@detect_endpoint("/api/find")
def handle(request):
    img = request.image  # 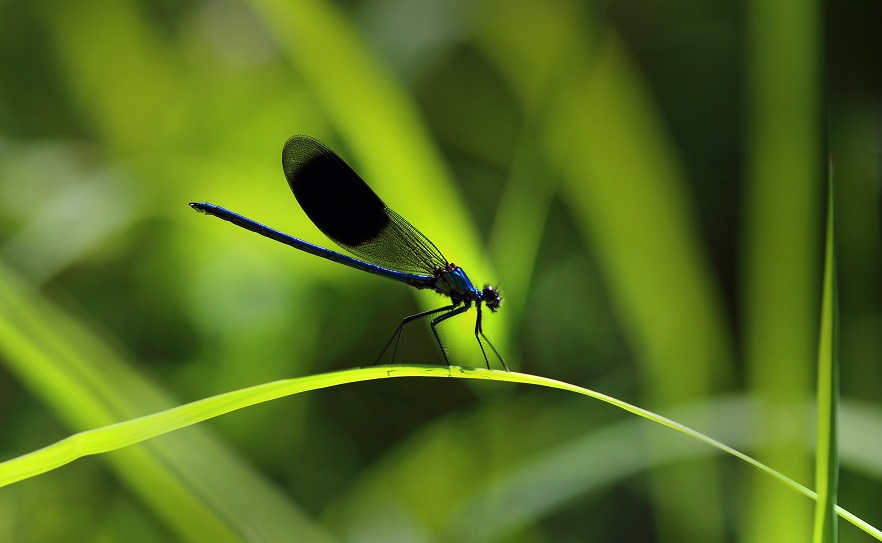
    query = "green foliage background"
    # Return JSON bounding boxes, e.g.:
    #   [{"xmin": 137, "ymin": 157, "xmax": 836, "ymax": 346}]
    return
[{"xmin": 0, "ymin": 0, "xmax": 879, "ymax": 541}]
